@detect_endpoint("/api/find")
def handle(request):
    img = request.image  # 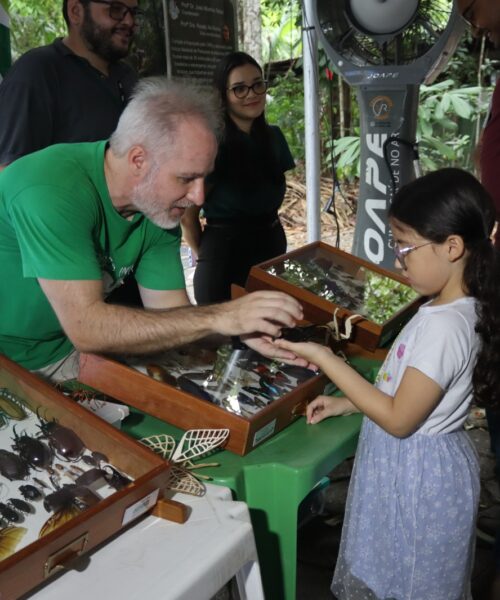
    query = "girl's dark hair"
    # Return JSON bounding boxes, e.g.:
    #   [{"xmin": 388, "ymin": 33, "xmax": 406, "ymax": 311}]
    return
[
  {"xmin": 212, "ymin": 51, "xmax": 282, "ymax": 183},
  {"xmin": 389, "ymin": 168, "xmax": 500, "ymax": 410}
]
